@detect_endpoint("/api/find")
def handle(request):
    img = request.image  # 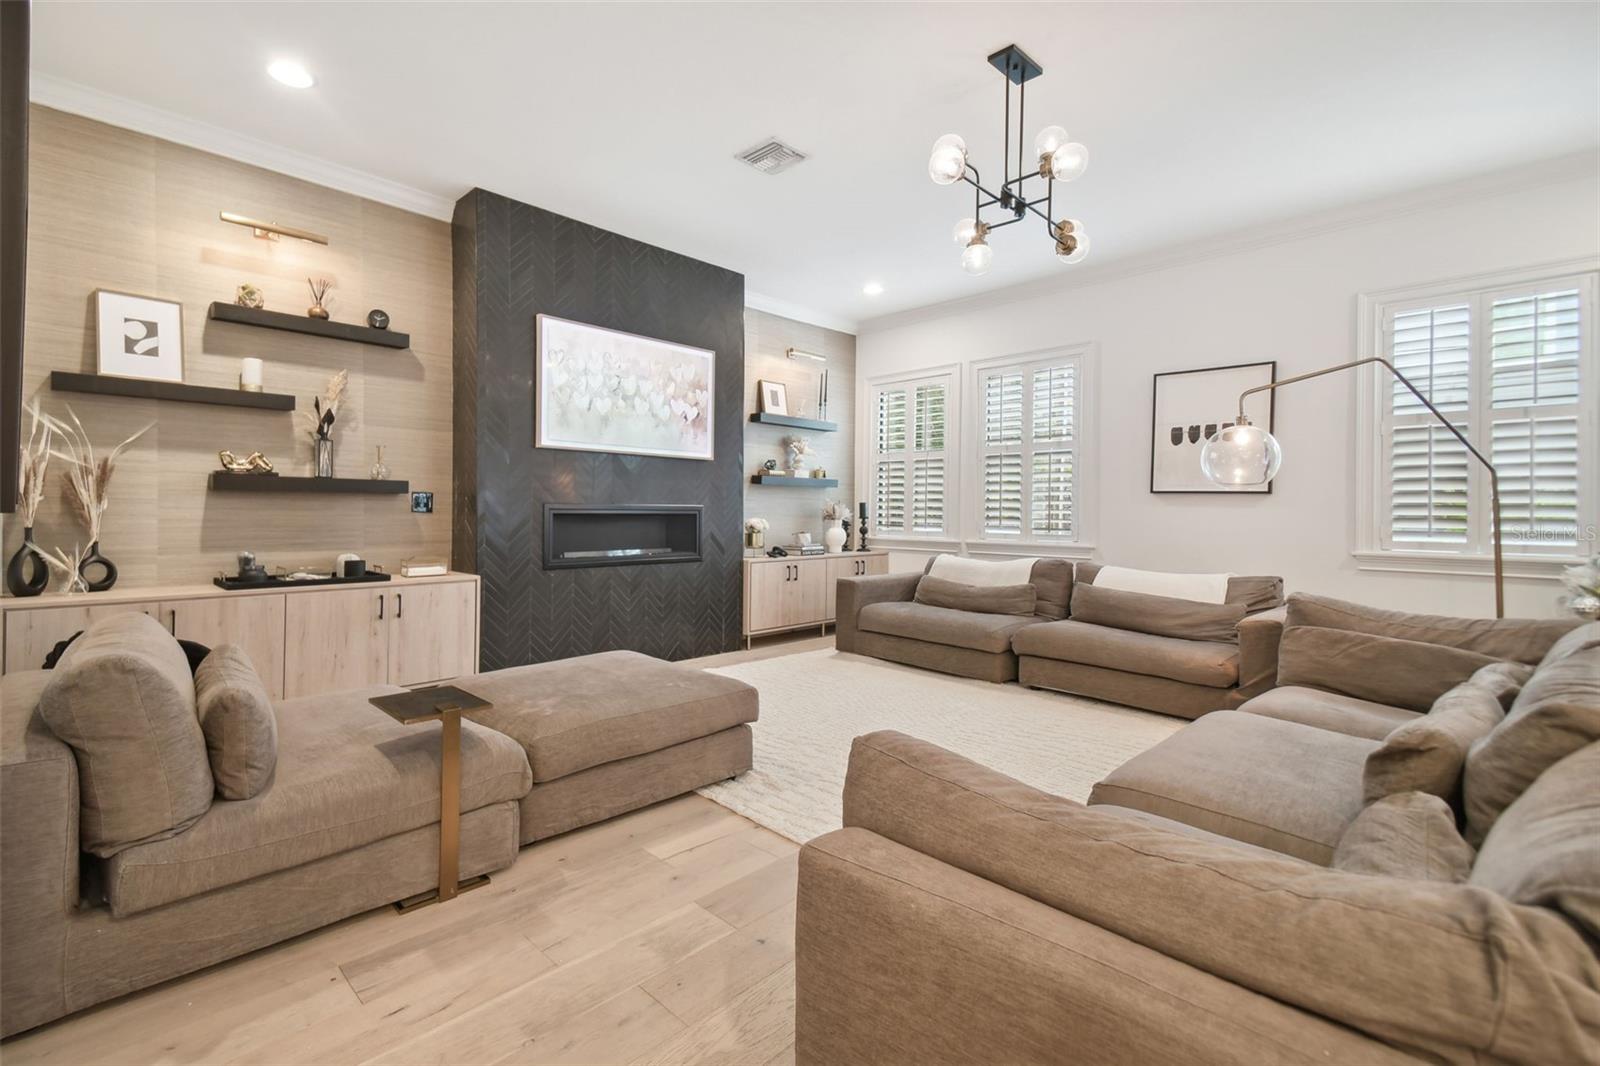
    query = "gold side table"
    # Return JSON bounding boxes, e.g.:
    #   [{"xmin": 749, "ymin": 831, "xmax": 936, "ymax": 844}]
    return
[{"xmin": 369, "ymin": 685, "xmax": 493, "ymax": 912}]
